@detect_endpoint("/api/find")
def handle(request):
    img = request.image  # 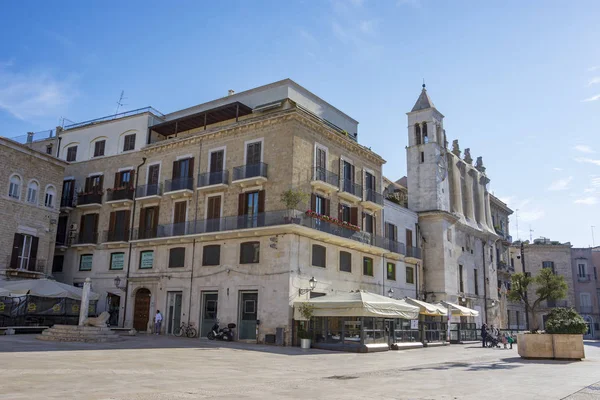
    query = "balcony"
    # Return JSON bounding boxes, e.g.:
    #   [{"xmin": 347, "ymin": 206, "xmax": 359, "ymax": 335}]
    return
[
  {"xmin": 102, "ymin": 229, "xmax": 130, "ymax": 245},
  {"xmin": 577, "ymin": 274, "xmax": 591, "ymax": 282},
  {"xmin": 546, "ymin": 299, "xmax": 568, "ymax": 308},
  {"xmin": 197, "ymin": 170, "xmax": 229, "ymax": 191},
  {"xmin": 361, "ymin": 189, "xmax": 384, "ymax": 211},
  {"xmin": 76, "ymin": 191, "xmax": 103, "ymax": 209},
  {"xmin": 130, "ymin": 209, "xmax": 406, "ymax": 257},
  {"xmin": 310, "ymin": 167, "xmax": 339, "ymax": 194},
  {"xmin": 164, "ymin": 177, "xmax": 194, "ymax": 199},
  {"xmin": 405, "ymin": 246, "xmax": 422, "ymax": 260},
  {"xmin": 339, "ymin": 179, "xmax": 362, "ymax": 203},
  {"xmin": 55, "ymin": 231, "xmax": 69, "ymax": 249},
  {"xmin": 135, "ymin": 183, "xmax": 163, "ymax": 201},
  {"xmin": 579, "ymin": 305, "xmax": 593, "ymax": 314},
  {"xmin": 60, "ymin": 195, "xmax": 75, "ymax": 210},
  {"xmin": 106, "ymin": 187, "xmax": 134, "ymax": 207},
  {"xmin": 497, "ymin": 260, "xmax": 515, "ymax": 273},
  {"xmin": 4, "ymin": 256, "xmax": 46, "ymax": 278},
  {"xmin": 71, "ymin": 231, "xmax": 98, "ymax": 248},
  {"xmin": 232, "ymin": 163, "xmax": 268, "ymax": 186}
]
